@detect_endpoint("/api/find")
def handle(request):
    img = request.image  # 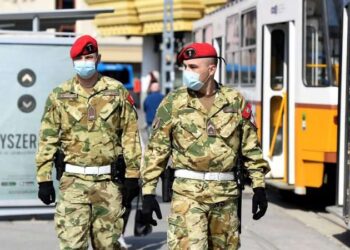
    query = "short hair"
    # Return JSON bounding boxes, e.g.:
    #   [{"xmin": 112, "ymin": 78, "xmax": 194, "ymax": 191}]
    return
[{"xmin": 207, "ymin": 57, "xmax": 218, "ymax": 66}]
